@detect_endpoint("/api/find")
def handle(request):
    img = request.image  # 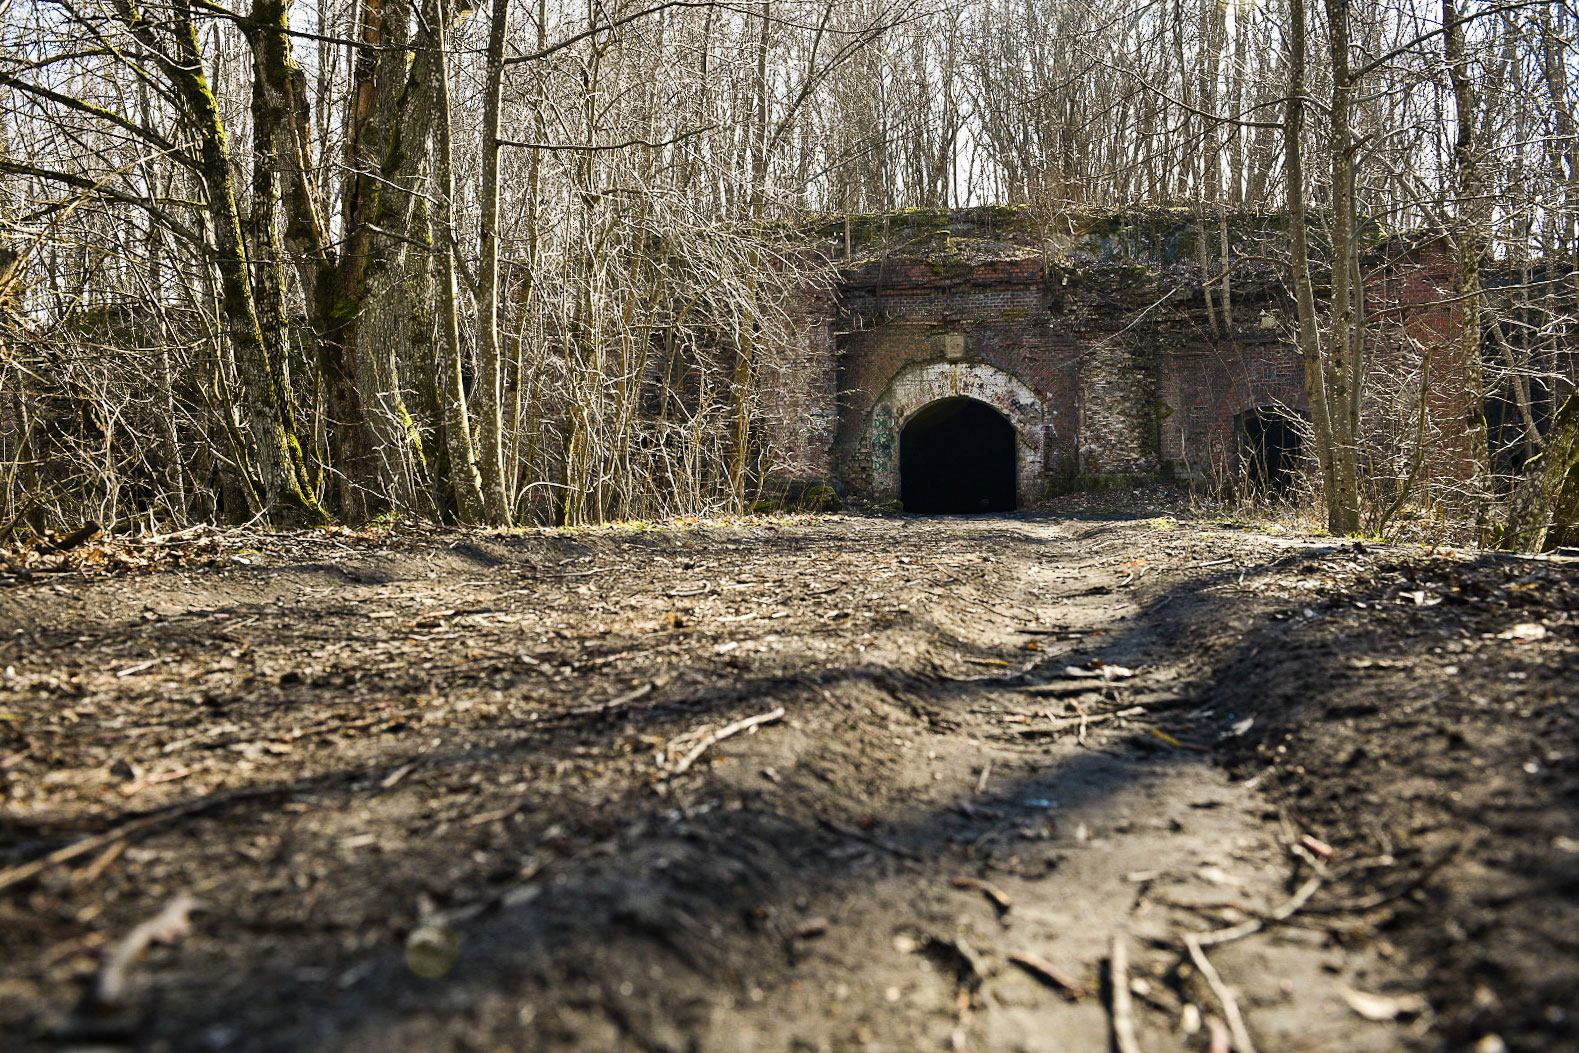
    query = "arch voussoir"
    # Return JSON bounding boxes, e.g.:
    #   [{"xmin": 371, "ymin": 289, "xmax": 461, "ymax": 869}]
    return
[{"xmin": 870, "ymin": 362, "xmax": 1046, "ymax": 506}]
